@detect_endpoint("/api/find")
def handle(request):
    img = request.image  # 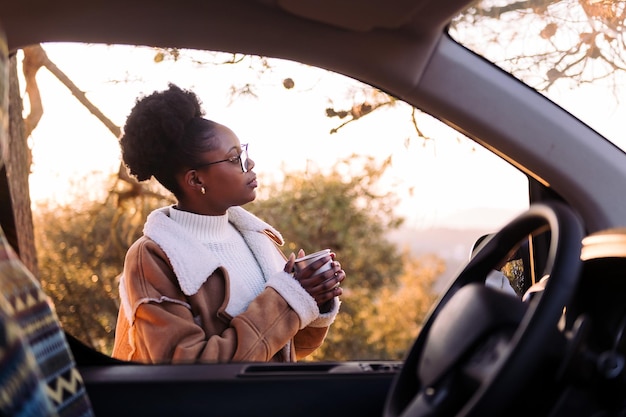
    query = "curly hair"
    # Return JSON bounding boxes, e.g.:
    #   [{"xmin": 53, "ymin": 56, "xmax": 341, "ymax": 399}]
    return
[{"xmin": 120, "ymin": 83, "xmax": 219, "ymax": 195}]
